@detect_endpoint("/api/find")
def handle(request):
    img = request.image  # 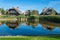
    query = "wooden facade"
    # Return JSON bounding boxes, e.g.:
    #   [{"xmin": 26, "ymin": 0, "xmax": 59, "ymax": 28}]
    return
[{"xmin": 6, "ymin": 8, "xmax": 21, "ymax": 16}]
